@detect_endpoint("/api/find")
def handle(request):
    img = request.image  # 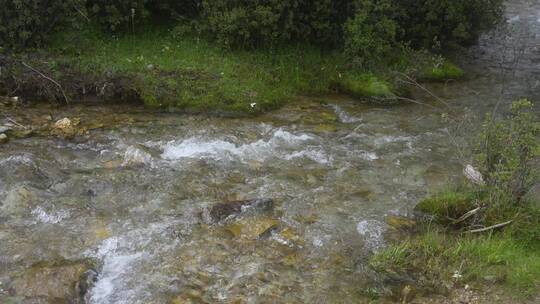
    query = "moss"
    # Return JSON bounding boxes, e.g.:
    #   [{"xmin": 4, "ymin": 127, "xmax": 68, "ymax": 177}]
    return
[
  {"xmin": 415, "ymin": 190, "xmax": 477, "ymax": 223},
  {"xmin": 337, "ymin": 74, "xmax": 395, "ymax": 99},
  {"xmin": 421, "ymin": 61, "xmax": 464, "ymax": 81}
]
